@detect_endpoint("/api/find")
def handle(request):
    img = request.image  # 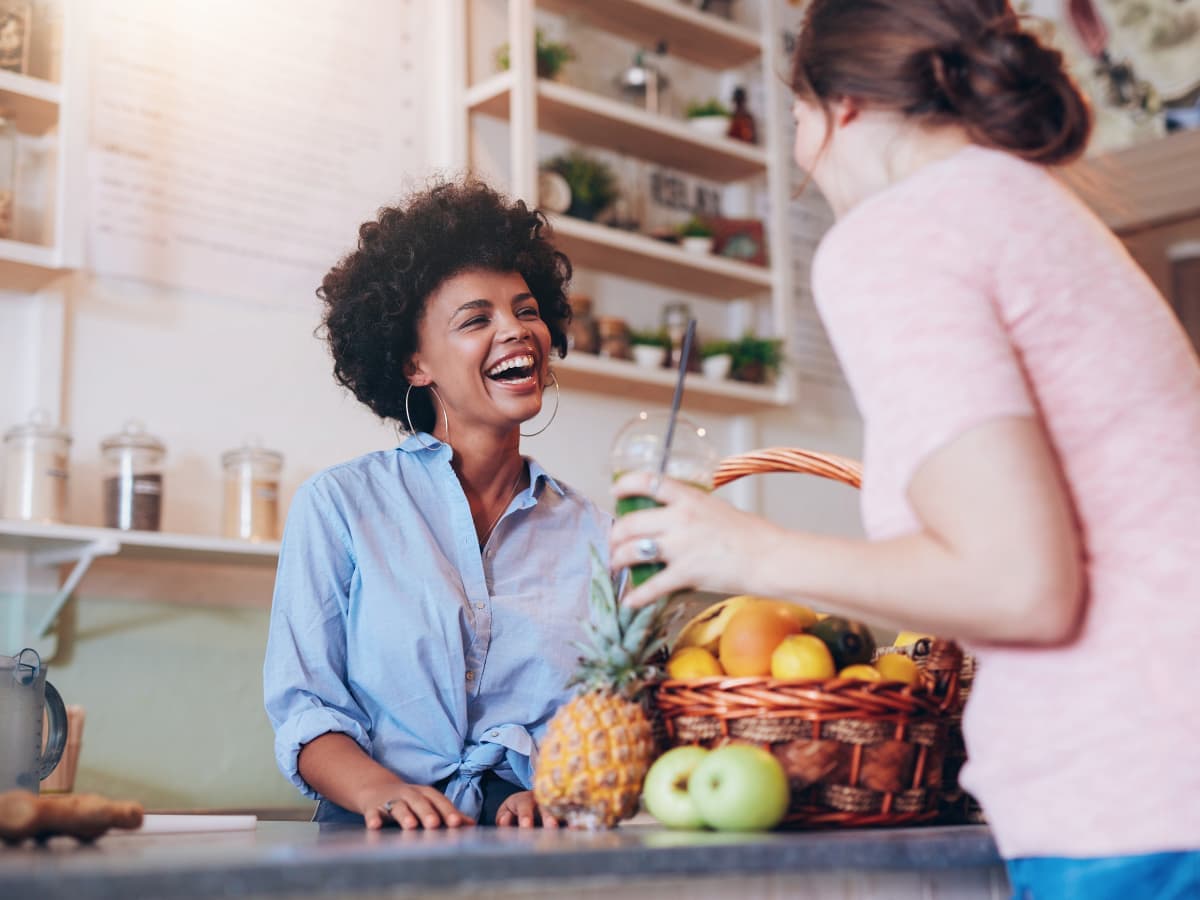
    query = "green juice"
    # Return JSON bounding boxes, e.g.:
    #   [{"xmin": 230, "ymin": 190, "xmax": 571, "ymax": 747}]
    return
[{"xmin": 615, "ymin": 494, "xmax": 663, "ymax": 586}]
